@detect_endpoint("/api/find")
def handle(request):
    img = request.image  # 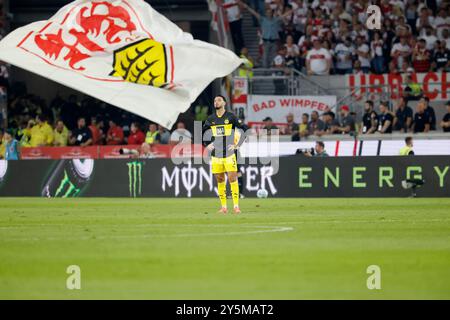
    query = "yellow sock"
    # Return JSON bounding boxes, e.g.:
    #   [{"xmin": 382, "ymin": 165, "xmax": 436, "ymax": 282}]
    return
[
  {"xmin": 217, "ymin": 182, "xmax": 227, "ymax": 208},
  {"xmin": 230, "ymin": 180, "xmax": 240, "ymax": 208}
]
